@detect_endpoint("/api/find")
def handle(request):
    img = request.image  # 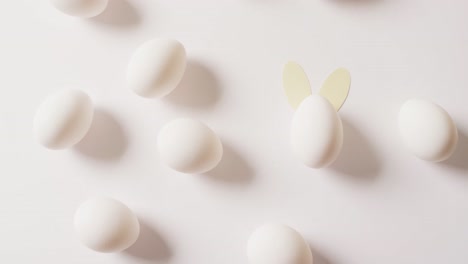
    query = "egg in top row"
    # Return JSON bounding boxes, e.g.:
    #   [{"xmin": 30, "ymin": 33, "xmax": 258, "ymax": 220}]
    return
[{"xmin": 50, "ymin": 0, "xmax": 109, "ymax": 18}]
